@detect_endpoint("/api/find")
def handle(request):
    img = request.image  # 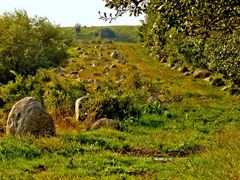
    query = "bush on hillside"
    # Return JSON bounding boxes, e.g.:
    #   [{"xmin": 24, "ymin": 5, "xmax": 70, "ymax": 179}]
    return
[
  {"xmin": 0, "ymin": 10, "xmax": 68, "ymax": 83},
  {"xmin": 95, "ymin": 28, "xmax": 116, "ymax": 39}
]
